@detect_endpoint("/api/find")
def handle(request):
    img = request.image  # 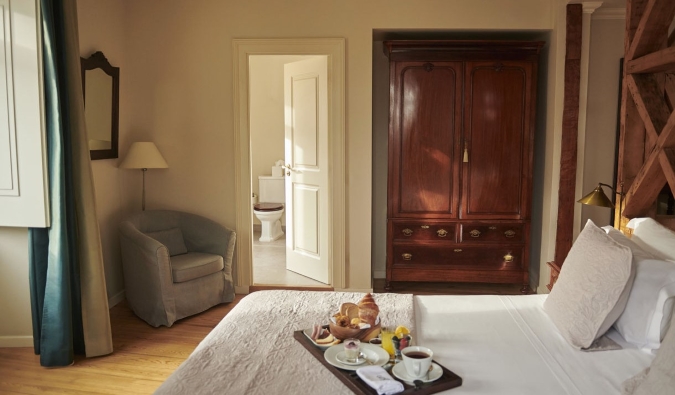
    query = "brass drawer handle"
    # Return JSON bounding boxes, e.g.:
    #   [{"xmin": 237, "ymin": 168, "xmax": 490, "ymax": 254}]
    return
[
  {"xmin": 437, "ymin": 229, "xmax": 448, "ymax": 237},
  {"xmin": 504, "ymin": 230, "xmax": 516, "ymax": 238},
  {"xmin": 489, "ymin": 226, "xmax": 497, "ymax": 230},
  {"xmin": 504, "ymin": 253, "xmax": 514, "ymax": 262},
  {"xmin": 402, "ymin": 228, "xmax": 413, "ymax": 236},
  {"xmin": 454, "ymin": 249, "xmax": 462, "ymax": 252},
  {"xmin": 420, "ymin": 225, "xmax": 430, "ymax": 229},
  {"xmin": 402, "ymin": 253, "xmax": 412, "ymax": 260},
  {"xmin": 469, "ymin": 229, "xmax": 481, "ymax": 238}
]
